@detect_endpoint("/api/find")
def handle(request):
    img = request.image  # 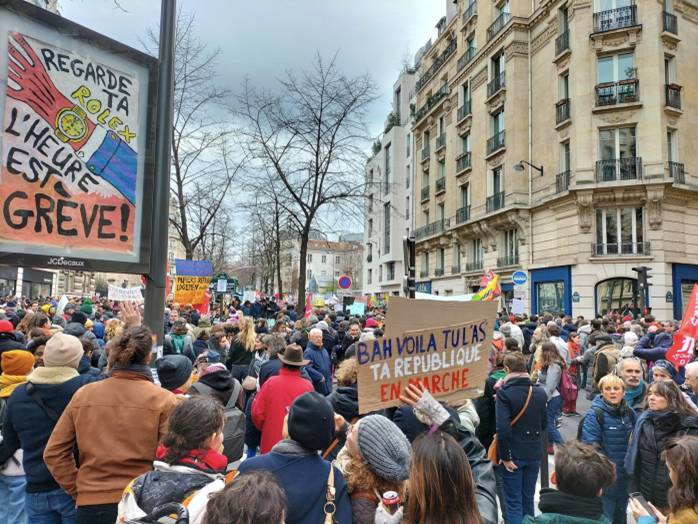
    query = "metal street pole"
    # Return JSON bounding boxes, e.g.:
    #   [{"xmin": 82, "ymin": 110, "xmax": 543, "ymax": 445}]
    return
[{"xmin": 143, "ymin": 0, "xmax": 176, "ymax": 345}]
